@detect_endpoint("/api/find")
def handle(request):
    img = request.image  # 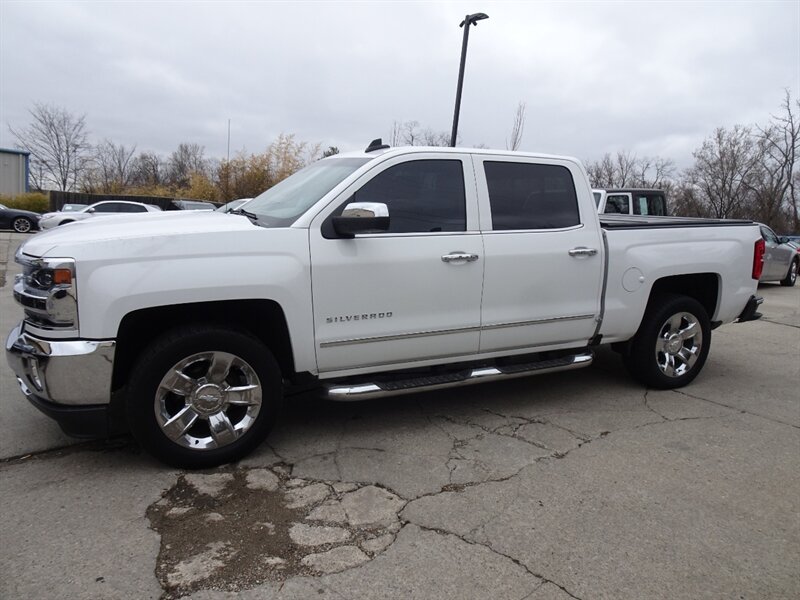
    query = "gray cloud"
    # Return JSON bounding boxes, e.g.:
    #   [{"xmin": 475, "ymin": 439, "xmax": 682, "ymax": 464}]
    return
[{"xmin": 1, "ymin": 1, "xmax": 797, "ymax": 169}]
